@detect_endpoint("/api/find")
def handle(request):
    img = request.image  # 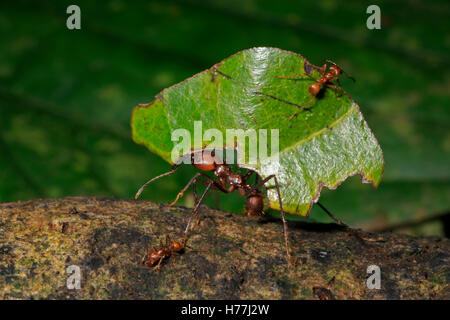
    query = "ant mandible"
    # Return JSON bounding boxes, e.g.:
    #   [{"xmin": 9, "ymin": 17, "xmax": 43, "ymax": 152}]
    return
[
  {"xmin": 135, "ymin": 149, "xmax": 295, "ymax": 265},
  {"xmin": 142, "ymin": 235, "xmax": 187, "ymax": 271},
  {"xmin": 277, "ymin": 60, "xmax": 355, "ymax": 120}
]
